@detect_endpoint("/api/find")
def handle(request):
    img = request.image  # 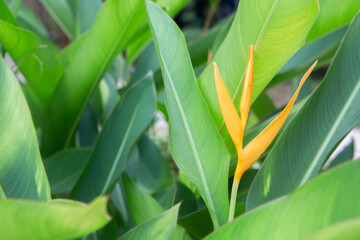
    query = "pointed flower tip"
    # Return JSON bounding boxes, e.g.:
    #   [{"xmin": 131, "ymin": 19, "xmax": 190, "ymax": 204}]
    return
[{"xmin": 299, "ymin": 60, "xmax": 318, "ymax": 86}]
